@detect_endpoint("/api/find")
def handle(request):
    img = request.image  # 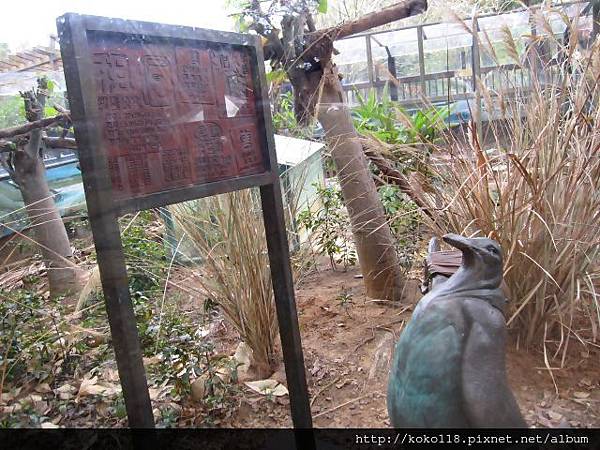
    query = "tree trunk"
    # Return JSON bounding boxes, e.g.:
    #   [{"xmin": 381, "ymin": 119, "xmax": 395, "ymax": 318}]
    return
[
  {"xmin": 248, "ymin": 1, "xmax": 430, "ymax": 301},
  {"xmin": 4, "ymin": 80, "xmax": 82, "ymax": 297},
  {"xmin": 315, "ymin": 68, "xmax": 404, "ymax": 301},
  {"xmin": 10, "ymin": 135, "xmax": 81, "ymax": 297}
]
